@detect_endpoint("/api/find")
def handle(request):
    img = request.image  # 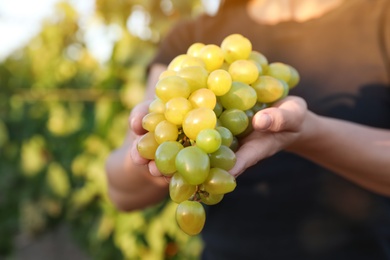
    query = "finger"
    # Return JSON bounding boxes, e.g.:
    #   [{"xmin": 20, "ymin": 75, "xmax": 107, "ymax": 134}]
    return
[
  {"xmin": 129, "ymin": 100, "xmax": 152, "ymax": 135},
  {"xmin": 148, "ymin": 160, "xmax": 164, "ymax": 177},
  {"xmin": 252, "ymin": 96, "xmax": 306, "ymax": 133},
  {"xmin": 229, "ymin": 133, "xmax": 271, "ymax": 178},
  {"xmin": 130, "ymin": 138, "xmax": 150, "ymax": 165}
]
